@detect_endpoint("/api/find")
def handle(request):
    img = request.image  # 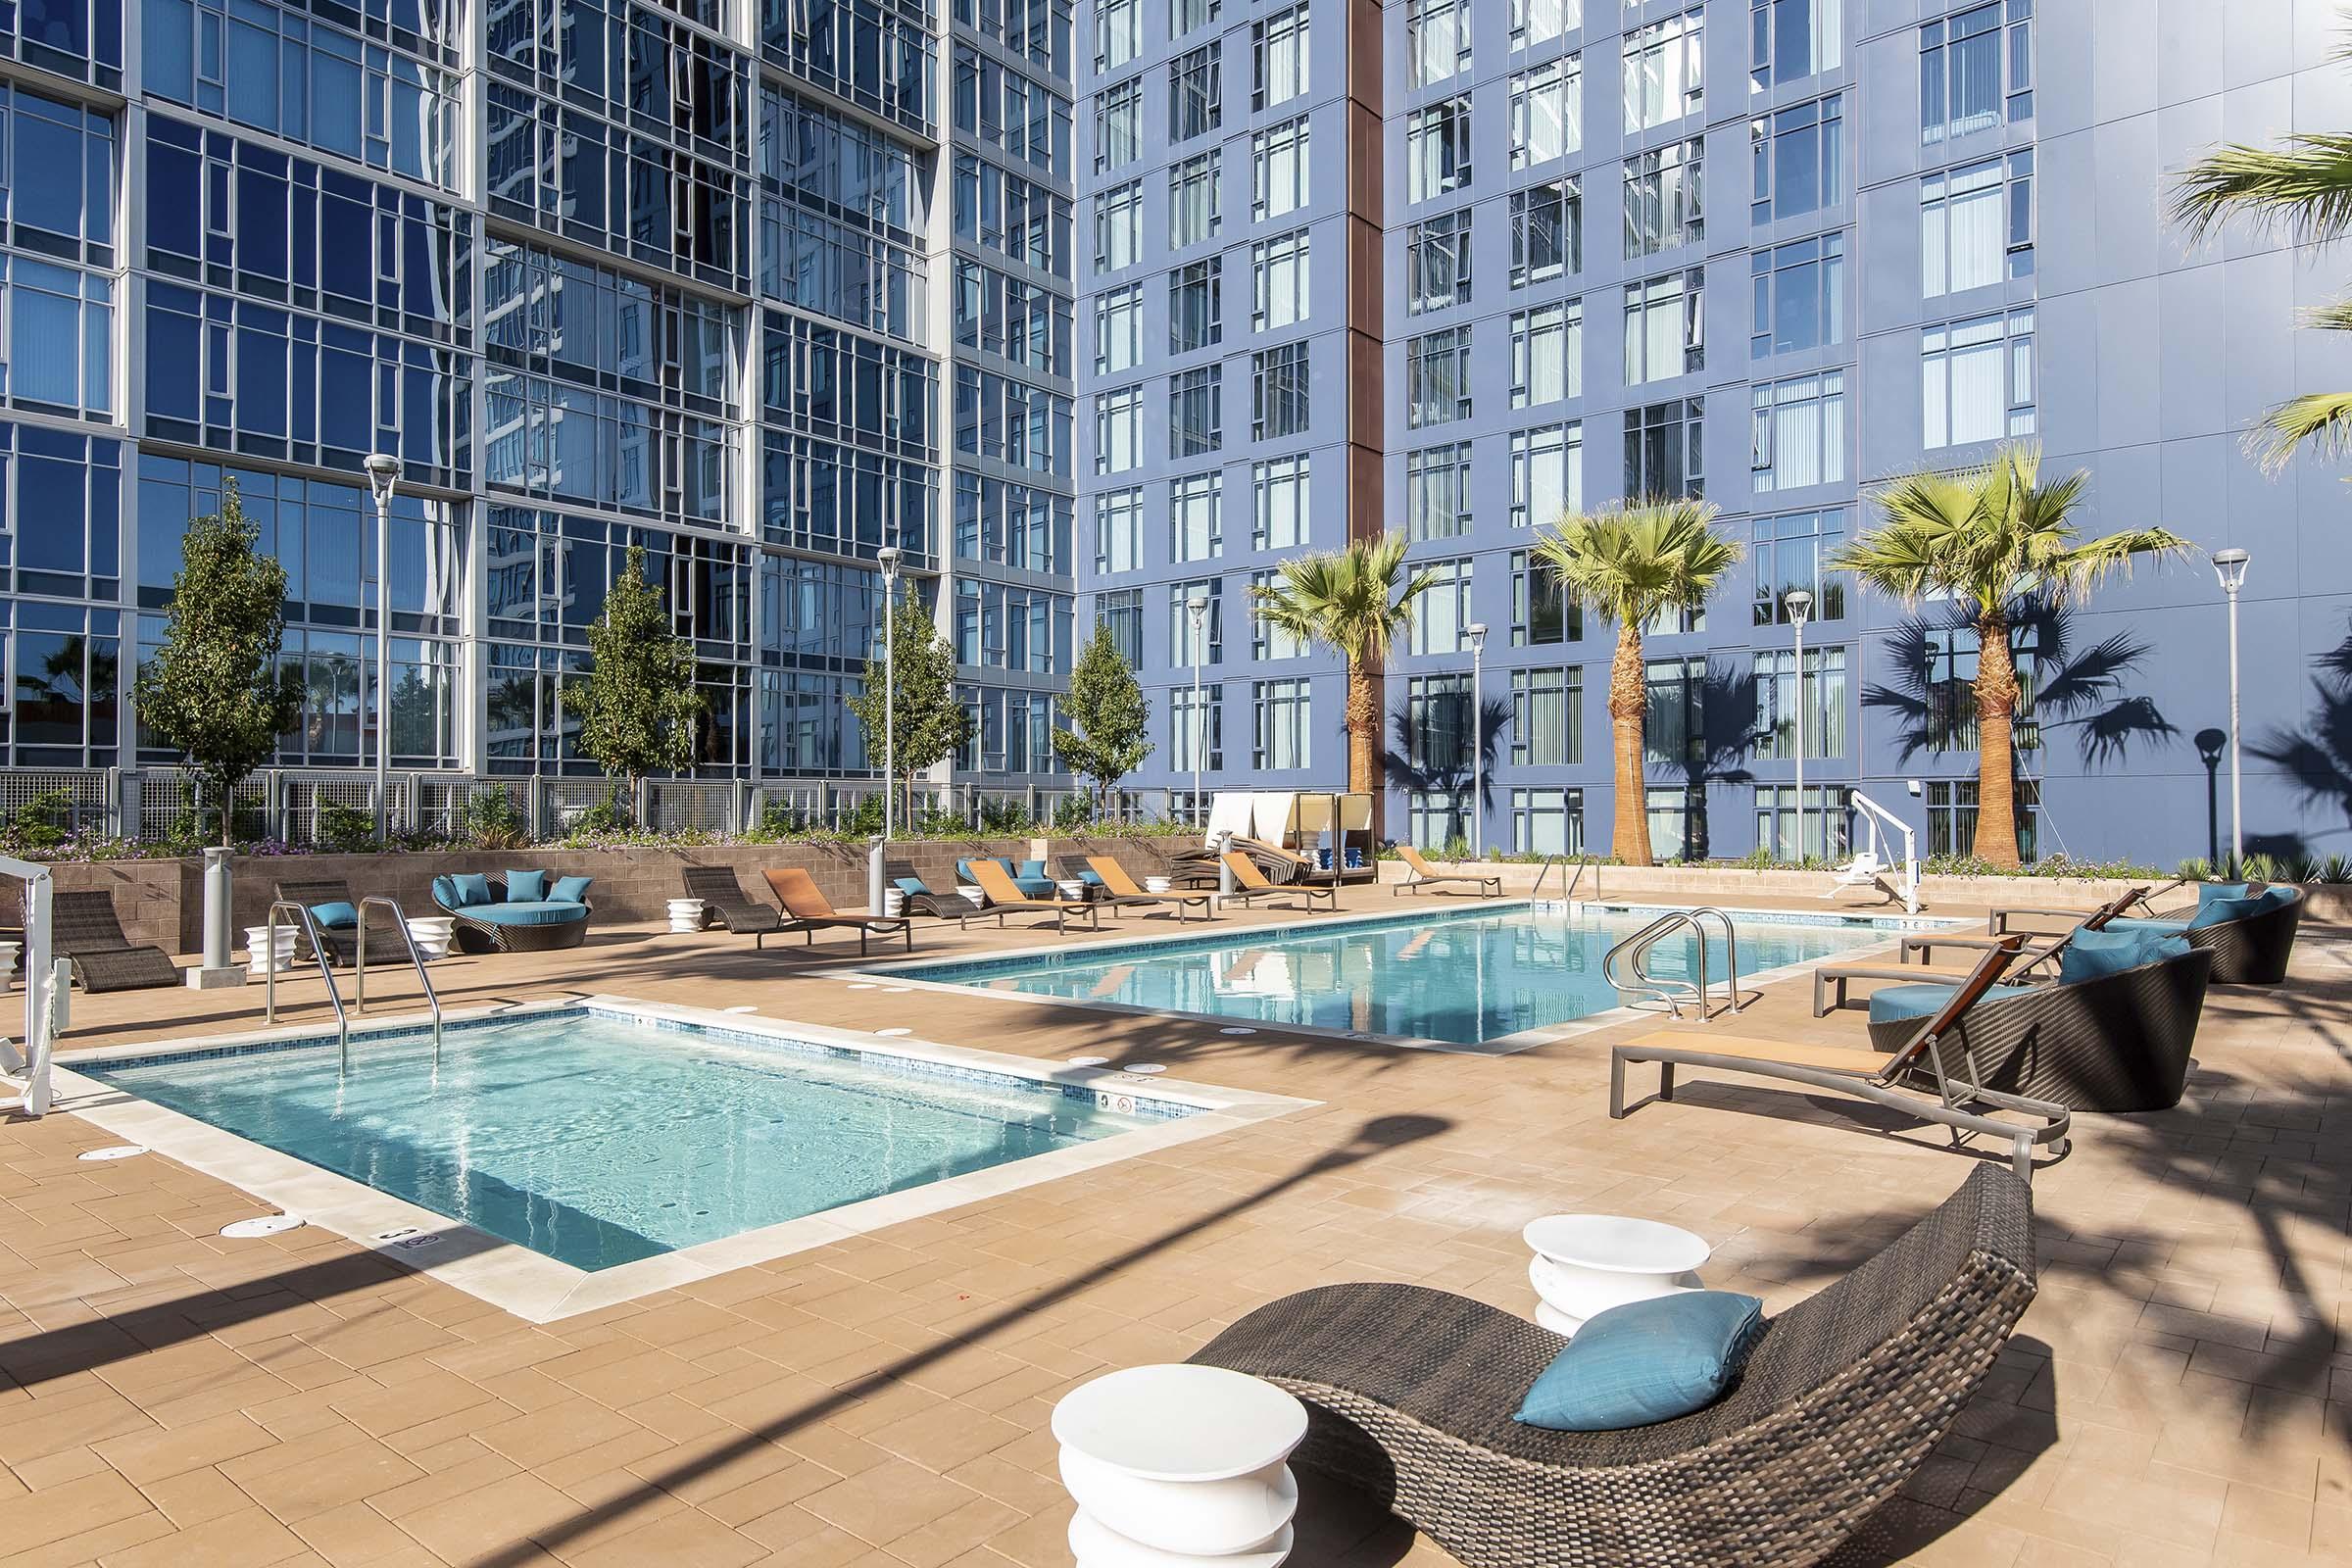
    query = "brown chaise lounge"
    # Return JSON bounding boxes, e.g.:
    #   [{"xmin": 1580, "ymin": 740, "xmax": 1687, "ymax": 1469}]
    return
[
  {"xmin": 761, "ymin": 867, "xmax": 915, "ymax": 954},
  {"xmin": 50, "ymin": 892, "xmax": 180, "ymax": 992},
  {"xmin": 960, "ymin": 860, "xmax": 1102, "ymax": 933},
  {"xmin": 681, "ymin": 865, "xmax": 787, "ymax": 948},
  {"xmin": 1221, "ymin": 851, "xmax": 1337, "ymax": 911},
  {"xmin": 1392, "ymin": 844, "xmax": 1503, "ymax": 898},
  {"xmin": 1085, "ymin": 857, "xmax": 1214, "ymax": 921},
  {"xmin": 1191, "ymin": 1163, "xmax": 2036, "ymax": 1568}
]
